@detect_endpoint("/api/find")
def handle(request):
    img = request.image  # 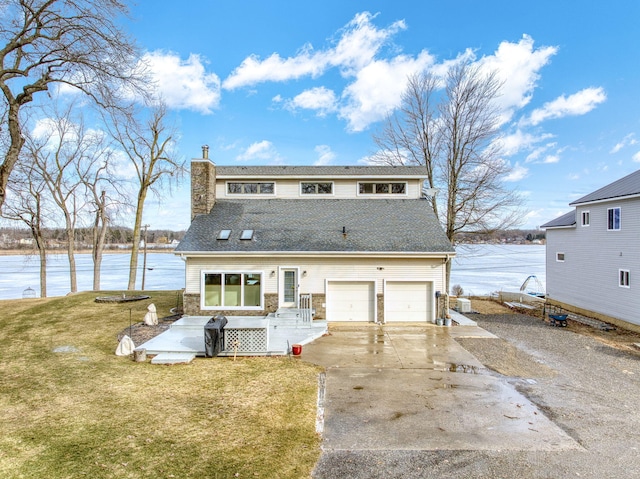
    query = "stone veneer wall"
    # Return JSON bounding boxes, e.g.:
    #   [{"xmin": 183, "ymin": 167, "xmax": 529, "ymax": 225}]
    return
[
  {"xmin": 312, "ymin": 294, "xmax": 326, "ymax": 320},
  {"xmin": 377, "ymin": 294, "xmax": 384, "ymax": 323},
  {"xmin": 183, "ymin": 293, "xmax": 280, "ymax": 317},
  {"xmin": 190, "ymin": 159, "xmax": 216, "ymax": 220}
]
